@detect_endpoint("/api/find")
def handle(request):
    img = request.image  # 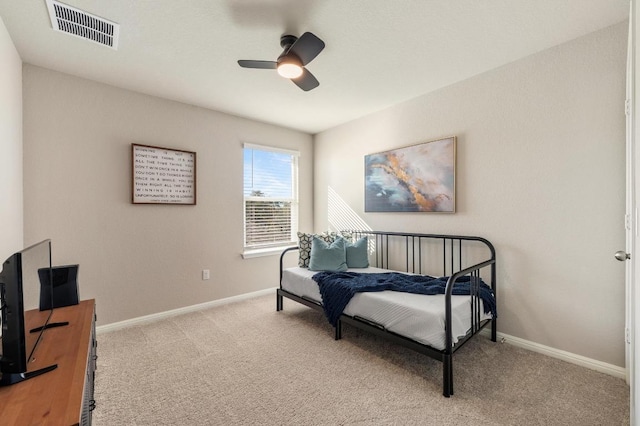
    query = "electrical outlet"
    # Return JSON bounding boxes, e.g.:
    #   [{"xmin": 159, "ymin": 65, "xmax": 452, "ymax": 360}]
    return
[{"xmin": 202, "ymin": 269, "xmax": 210, "ymax": 280}]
